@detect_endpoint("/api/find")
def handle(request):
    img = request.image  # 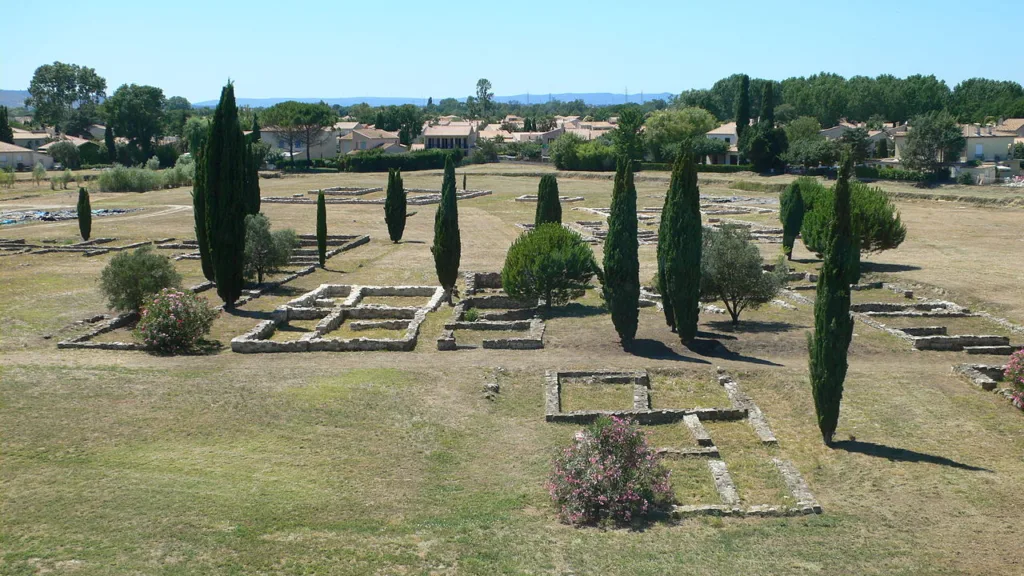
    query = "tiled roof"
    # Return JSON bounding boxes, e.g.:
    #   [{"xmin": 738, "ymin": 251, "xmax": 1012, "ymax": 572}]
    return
[
  {"xmin": 423, "ymin": 125, "xmax": 474, "ymax": 137},
  {"xmin": 0, "ymin": 141, "xmax": 33, "ymax": 153}
]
